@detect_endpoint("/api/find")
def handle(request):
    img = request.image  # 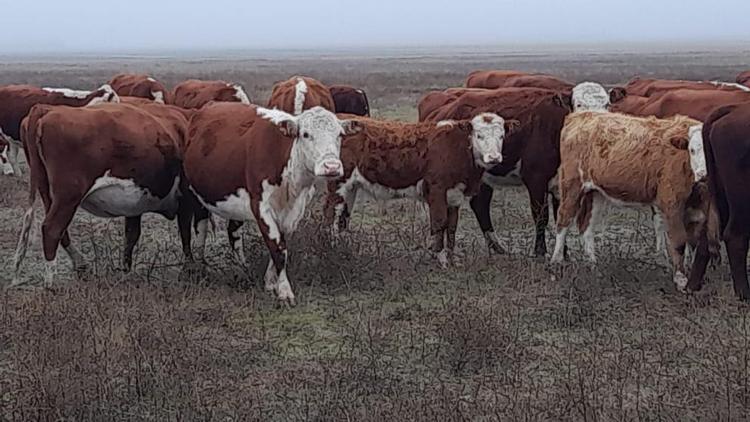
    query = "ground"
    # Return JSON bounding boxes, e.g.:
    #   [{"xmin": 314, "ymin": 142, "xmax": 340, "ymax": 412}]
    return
[{"xmin": 1, "ymin": 46, "xmax": 750, "ymax": 421}]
